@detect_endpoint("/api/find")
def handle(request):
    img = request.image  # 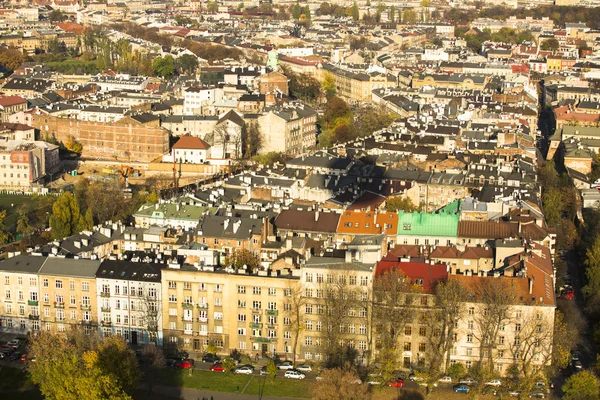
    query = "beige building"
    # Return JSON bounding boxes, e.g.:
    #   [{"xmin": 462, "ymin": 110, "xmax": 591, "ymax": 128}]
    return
[
  {"xmin": 161, "ymin": 265, "xmax": 300, "ymax": 356},
  {"xmin": 38, "ymin": 258, "xmax": 100, "ymax": 335},
  {"xmin": 320, "ymin": 64, "xmax": 397, "ymax": 103},
  {"xmin": 257, "ymin": 103, "xmax": 317, "ymax": 156}
]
